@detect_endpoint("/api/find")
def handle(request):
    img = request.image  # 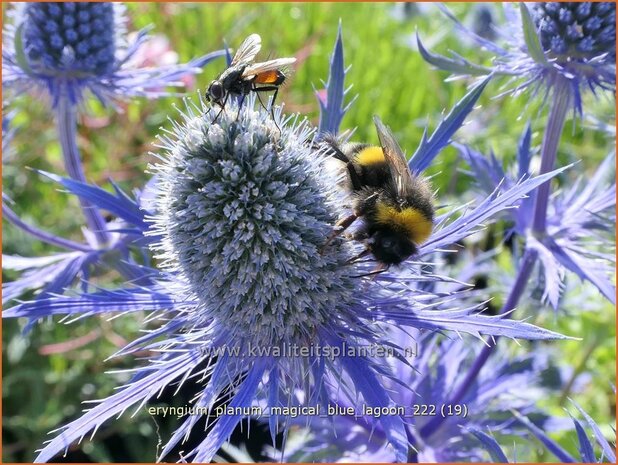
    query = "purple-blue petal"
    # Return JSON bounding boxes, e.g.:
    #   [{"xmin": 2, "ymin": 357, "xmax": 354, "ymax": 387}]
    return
[
  {"xmin": 39, "ymin": 171, "xmax": 148, "ymax": 229},
  {"xmin": 571, "ymin": 416, "xmax": 596, "ymax": 462},
  {"xmin": 409, "ymin": 75, "xmax": 491, "ymax": 174},
  {"xmin": 379, "ymin": 307, "xmax": 571, "ymax": 340},
  {"xmin": 3, "ymin": 287, "xmax": 183, "ymax": 319},
  {"xmin": 190, "ymin": 359, "xmax": 269, "ymax": 462},
  {"xmin": 421, "ymin": 164, "xmax": 572, "ymax": 254},
  {"xmin": 467, "ymin": 427, "xmax": 510, "ymax": 463},
  {"xmin": 514, "ymin": 411, "xmax": 576, "ymax": 463},
  {"xmin": 571, "ymin": 400, "xmax": 616, "ymax": 462},
  {"xmin": 317, "ymin": 23, "xmax": 351, "ymax": 136},
  {"xmin": 334, "ymin": 338, "xmax": 409, "ymax": 462},
  {"xmin": 546, "ymin": 238, "xmax": 616, "ymax": 304},
  {"xmin": 34, "ymin": 350, "xmax": 204, "ymax": 463}
]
